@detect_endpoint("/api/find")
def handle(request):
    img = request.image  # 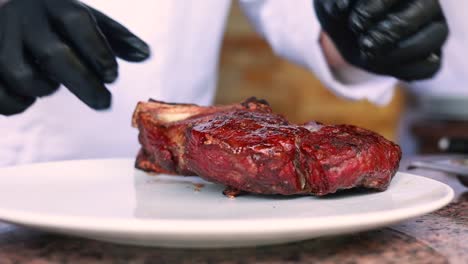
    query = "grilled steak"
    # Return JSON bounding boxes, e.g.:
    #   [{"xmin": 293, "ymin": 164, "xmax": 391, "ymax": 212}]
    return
[{"xmin": 132, "ymin": 98, "xmax": 401, "ymax": 196}]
